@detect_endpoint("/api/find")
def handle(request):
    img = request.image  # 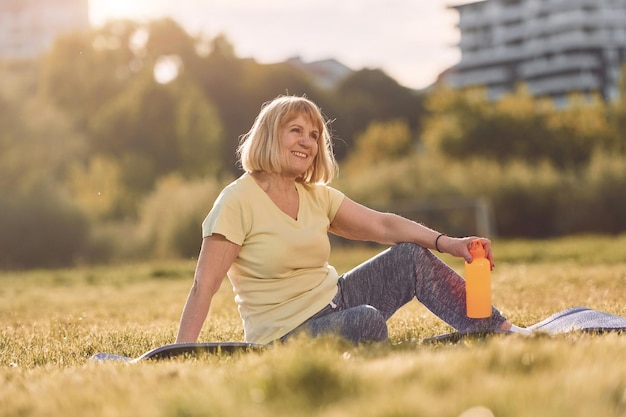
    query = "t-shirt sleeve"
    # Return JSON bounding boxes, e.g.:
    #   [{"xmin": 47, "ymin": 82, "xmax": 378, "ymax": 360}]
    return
[
  {"xmin": 201, "ymin": 187, "xmax": 248, "ymax": 245},
  {"xmin": 326, "ymin": 186, "xmax": 345, "ymax": 222}
]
